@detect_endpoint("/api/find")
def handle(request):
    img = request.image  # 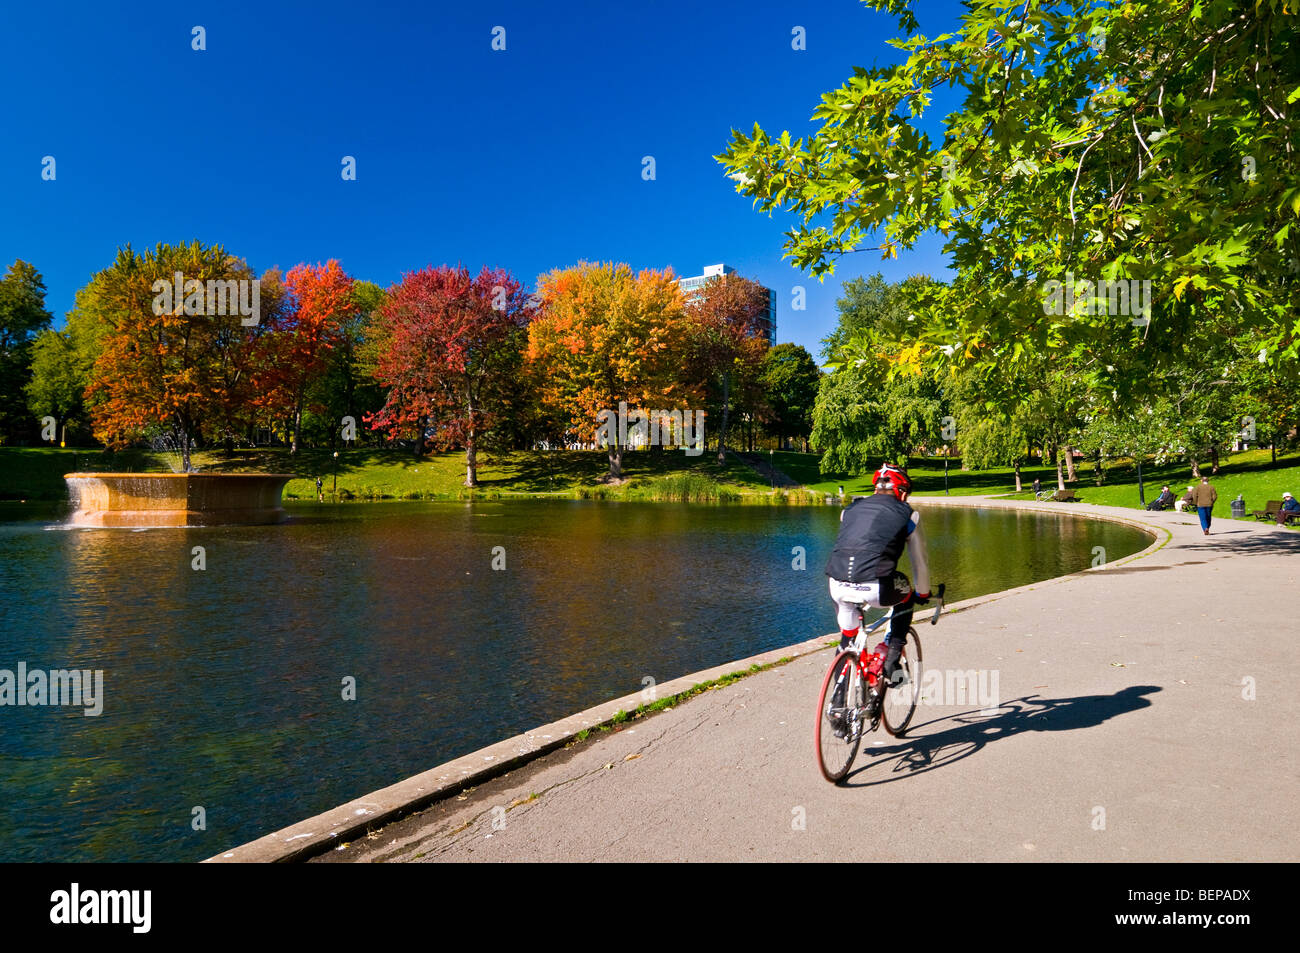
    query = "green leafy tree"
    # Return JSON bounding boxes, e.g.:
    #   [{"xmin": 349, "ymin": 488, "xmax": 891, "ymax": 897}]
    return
[
  {"xmin": 0, "ymin": 260, "xmax": 54, "ymax": 444},
  {"xmin": 1022, "ymin": 364, "xmax": 1089, "ymax": 490},
  {"xmin": 1233, "ymin": 337, "xmax": 1300, "ymax": 462},
  {"xmin": 1073, "ymin": 397, "xmax": 1171, "ymax": 497},
  {"xmin": 811, "ymin": 274, "xmax": 944, "ymax": 471},
  {"xmin": 303, "ymin": 279, "xmax": 388, "ymax": 449},
  {"xmin": 718, "ymin": 0, "xmax": 1300, "ymax": 394},
  {"xmin": 821, "ymin": 274, "xmax": 913, "ymax": 359},
  {"xmin": 760, "ymin": 343, "xmax": 821, "ymax": 450},
  {"xmin": 948, "ymin": 366, "xmax": 1033, "ymax": 490},
  {"xmin": 25, "ymin": 330, "xmax": 81, "ymax": 443}
]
